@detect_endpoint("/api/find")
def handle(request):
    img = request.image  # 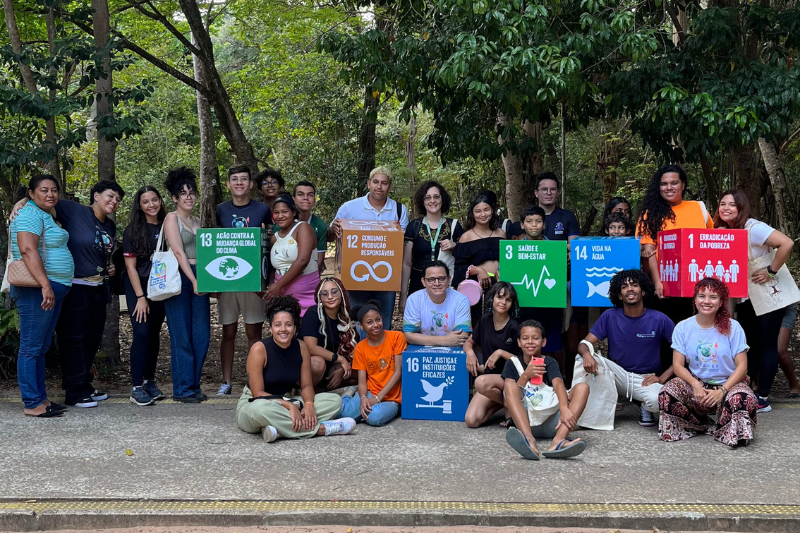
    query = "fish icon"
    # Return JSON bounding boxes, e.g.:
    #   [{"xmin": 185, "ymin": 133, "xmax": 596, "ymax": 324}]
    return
[{"xmin": 587, "ymin": 280, "xmax": 610, "ymax": 298}]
